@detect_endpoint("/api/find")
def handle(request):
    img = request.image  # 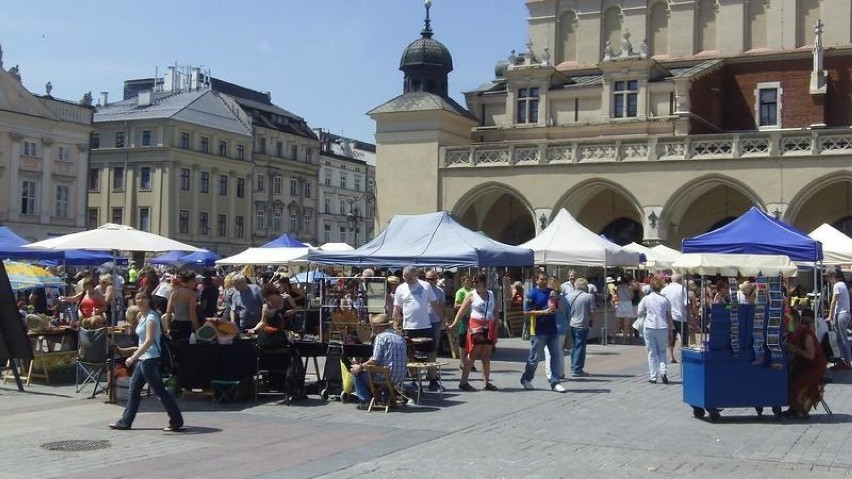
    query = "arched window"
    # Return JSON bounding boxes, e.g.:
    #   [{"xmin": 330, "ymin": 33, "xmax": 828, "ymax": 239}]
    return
[
  {"xmin": 600, "ymin": 217, "xmax": 643, "ymax": 246},
  {"xmin": 695, "ymin": 0, "xmax": 717, "ymax": 53},
  {"xmin": 796, "ymin": 0, "xmax": 822, "ymax": 47},
  {"xmin": 745, "ymin": 0, "xmax": 768, "ymax": 50},
  {"xmin": 833, "ymin": 216, "xmax": 852, "ymax": 238},
  {"xmin": 706, "ymin": 216, "xmax": 736, "ymax": 232},
  {"xmin": 602, "ymin": 7, "xmax": 622, "ymax": 56},
  {"xmin": 648, "ymin": 1, "xmax": 669, "ymax": 57},
  {"xmin": 557, "ymin": 11, "xmax": 578, "ymax": 63}
]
